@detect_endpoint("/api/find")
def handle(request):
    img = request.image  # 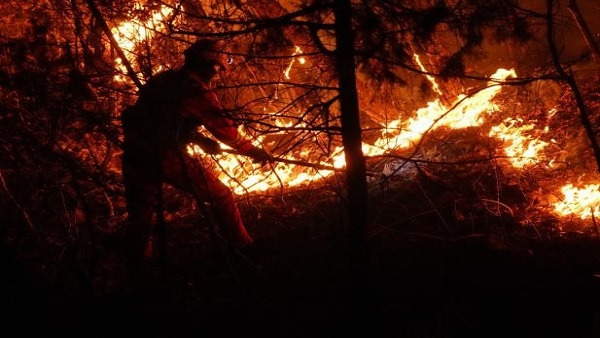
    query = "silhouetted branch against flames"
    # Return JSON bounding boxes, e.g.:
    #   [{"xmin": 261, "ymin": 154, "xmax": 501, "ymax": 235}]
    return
[
  {"xmin": 84, "ymin": 0, "xmax": 143, "ymax": 89},
  {"xmin": 546, "ymin": 0, "xmax": 600, "ymax": 173},
  {"xmin": 2, "ymin": 0, "xmax": 600, "ymax": 243}
]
